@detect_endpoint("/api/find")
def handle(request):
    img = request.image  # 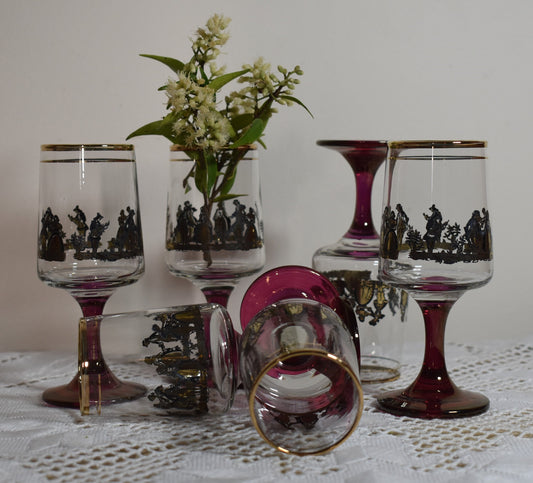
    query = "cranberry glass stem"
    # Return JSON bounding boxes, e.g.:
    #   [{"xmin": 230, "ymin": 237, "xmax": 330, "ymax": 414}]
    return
[
  {"xmin": 336, "ymin": 143, "xmax": 387, "ymax": 240},
  {"xmin": 316, "ymin": 141, "xmax": 388, "ymax": 240},
  {"xmin": 76, "ymin": 295, "xmax": 118, "ymax": 387},
  {"xmin": 411, "ymin": 299, "xmax": 457, "ymax": 395},
  {"xmin": 377, "ymin": 292, "xmax": 489, "ymax": 418},
  {"xmin": 78, "ymin": 294, "xmax": 146, "ymax": 411},
  {"xmin": 348, "ymin": 165, "xmax": 380, "ymax": 239},
  {"xmin": 42, "ymin": 295, "xmax": 111, "ymax": 407},
  {"xmin": 201, "ymin": 286, "xmax": 235, "ymax": 308}
]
